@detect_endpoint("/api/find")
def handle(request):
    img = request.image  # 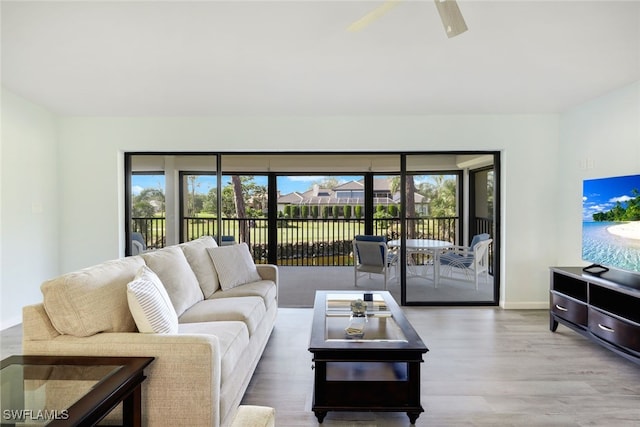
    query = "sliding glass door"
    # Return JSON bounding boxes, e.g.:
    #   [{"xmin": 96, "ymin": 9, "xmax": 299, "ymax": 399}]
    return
[{"xmin": 125, "ymin": 152, "xmax": 499, "ymax": 306}]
